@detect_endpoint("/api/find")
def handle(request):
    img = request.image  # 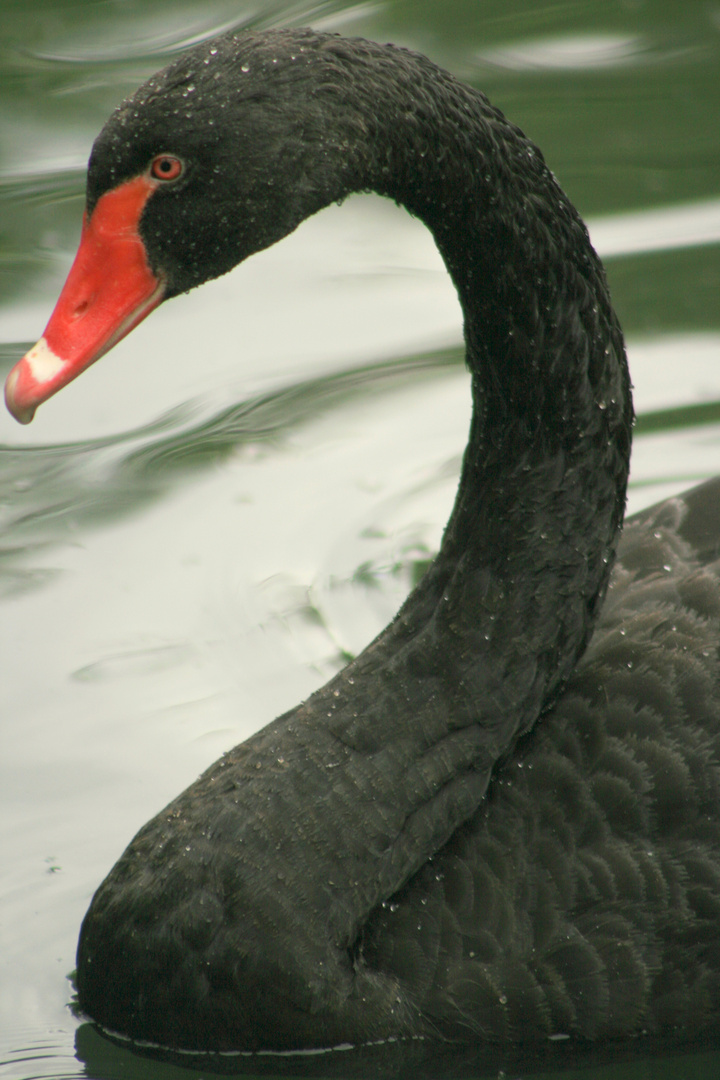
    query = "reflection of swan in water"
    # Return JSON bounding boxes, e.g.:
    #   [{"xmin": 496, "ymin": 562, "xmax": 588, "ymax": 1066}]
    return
[{"xmin": 6, "ymin": 27, "xmax": 720, "ymax": 1054}]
